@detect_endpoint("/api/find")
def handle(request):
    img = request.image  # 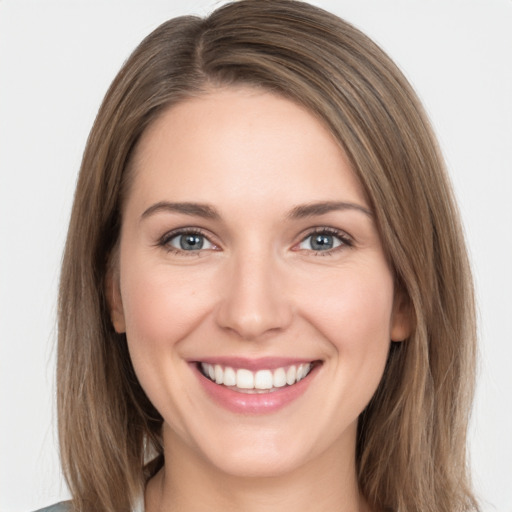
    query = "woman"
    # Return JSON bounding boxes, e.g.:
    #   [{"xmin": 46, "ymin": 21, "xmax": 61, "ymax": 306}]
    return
[{"xmin": 43, "ymin": 0, "xmax": 478, "ymax": 510}]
